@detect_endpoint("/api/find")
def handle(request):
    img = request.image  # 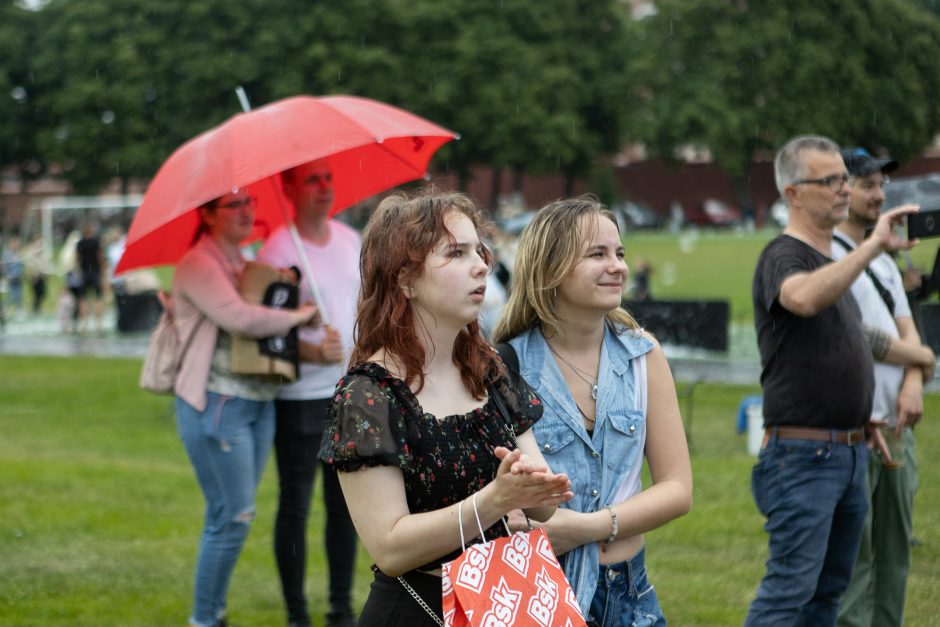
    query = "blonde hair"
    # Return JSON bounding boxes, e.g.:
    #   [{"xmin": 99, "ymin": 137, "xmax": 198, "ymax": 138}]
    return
[{"xmin": 492, "ymin": 195, "xmax": 638, "ymax": 343}]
